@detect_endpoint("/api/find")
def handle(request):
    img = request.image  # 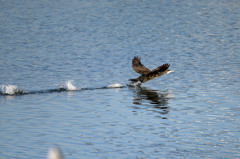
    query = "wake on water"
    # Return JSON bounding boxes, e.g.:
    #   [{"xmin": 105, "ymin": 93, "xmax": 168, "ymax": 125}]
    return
[{"xmin": 0, "ymin": 81, "xmax": 127, "ymax": 96}]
